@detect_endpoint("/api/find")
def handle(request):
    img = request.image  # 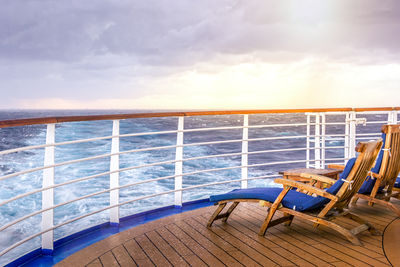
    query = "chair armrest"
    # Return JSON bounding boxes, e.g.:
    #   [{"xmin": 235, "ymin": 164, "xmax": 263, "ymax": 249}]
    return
[
  {"xmin": 299, "ymin": 173, "xmax": 337, "ymax": 185},
  {"xmin": 274, "ymin": 178, "xmax": 338, "ymax": 201},
  {"xmin": 370, "ymin": 172, "xmax": 382, "ymax": 180},
  {"xmin": 327, "ymin": 164, "xmax": 345, "ymax": 170}
]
